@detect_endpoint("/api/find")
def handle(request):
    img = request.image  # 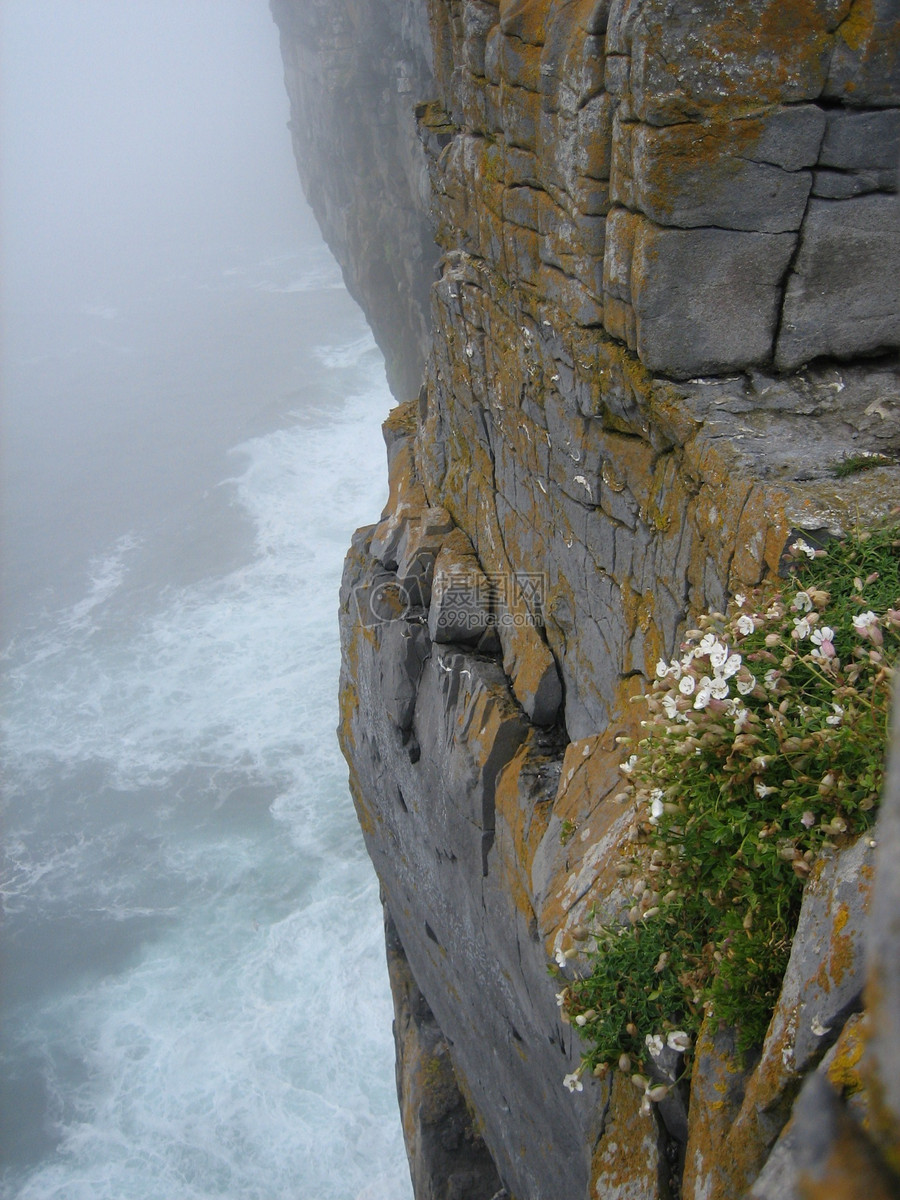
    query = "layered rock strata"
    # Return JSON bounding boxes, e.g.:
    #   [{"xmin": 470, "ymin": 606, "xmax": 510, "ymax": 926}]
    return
[{"xmin": 274, "ymin": 1, "xmax": 900, "ymax": 1197}]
